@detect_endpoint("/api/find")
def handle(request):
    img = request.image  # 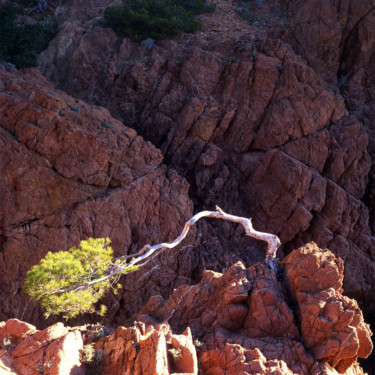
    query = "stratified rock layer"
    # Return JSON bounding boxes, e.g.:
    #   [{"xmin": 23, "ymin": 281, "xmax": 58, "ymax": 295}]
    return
[
  {"xmin": 0, "ymin": 244, "xmax": 372, "ymax": 374},
  {"xmin": 0, "ymin": 66, "xmax": 193, "ymax": 326}
]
